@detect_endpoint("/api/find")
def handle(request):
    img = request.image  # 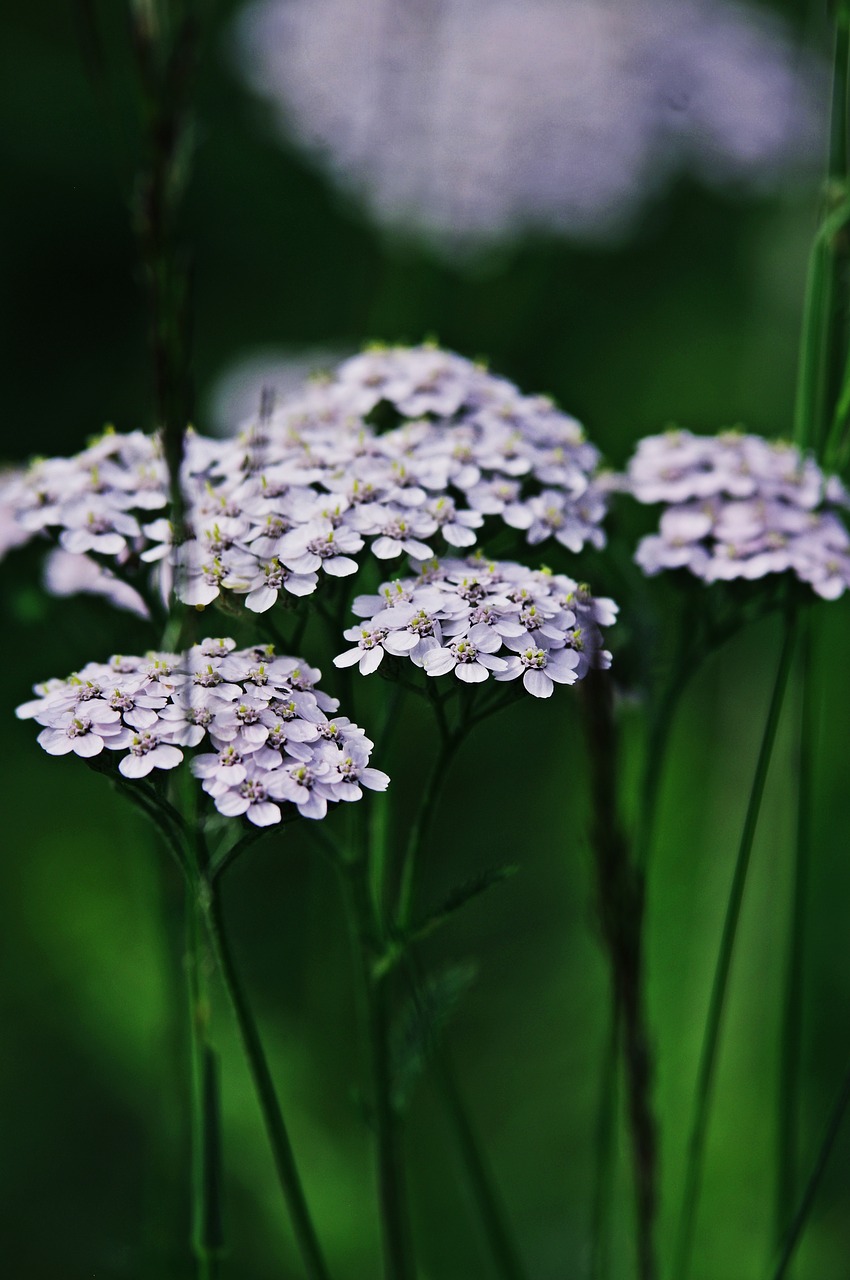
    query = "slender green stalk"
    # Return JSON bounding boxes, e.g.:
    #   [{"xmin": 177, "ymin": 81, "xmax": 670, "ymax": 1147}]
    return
[
  {"xmin": 369, "ymin": 776, "xmax": 391, "ymax": 932},
  {"xmin": 185, "ymin": 880, "xmax": 223, "ymax": 1277},
  {"xmin": 342, "ymin": 856, "xmax": 417, "ymax": 1280},
  {"xmin": 581, "ymin": 670, "xmax": 657, "ymax": 1280},
  {"xmin": 810, "ymin": 7, "xmax": 850, "ymax": 461},
  {"xmin": 431, "ymin": 1043, "xmax": 528, "ymax": 1280},
  {"xmin": 117, "ymin": 782, "xmax": 191, "ymax": 880},
  {"xmin": 588, "ymin": 1010, "xmax": 619, "ymax": 1280},
  {"xmin": 776, "ymin": 616, "xmax": 815, "ymax": 1252},
  {"xmin": 673, "ymin": 619, "xmax": 797, "ymax": 1280},
  {"xmin": 322, "ymin": 720, "xmax": 527, "ymax": 1280},
  {"xmin": 636, "ymin": 645, "xmax": 692, "ymax": 873},
  {"xmin": 205, "ymin": 883, "xmax": 333, "ymax": 1280},
  {"xmin": 772, "ymin": 1055, "xmax": 850, "ymax": 1279},
  {"xmin": 794, "ymin": 234, "xmax": 836, "ymax": 453},
  {"xmin": 395, "ymin": 731, "xmax": 461, "ymax": 932},
  {"xmin": 588, "ymin": 615, "xmax": 694, "ymax": 1277}
]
